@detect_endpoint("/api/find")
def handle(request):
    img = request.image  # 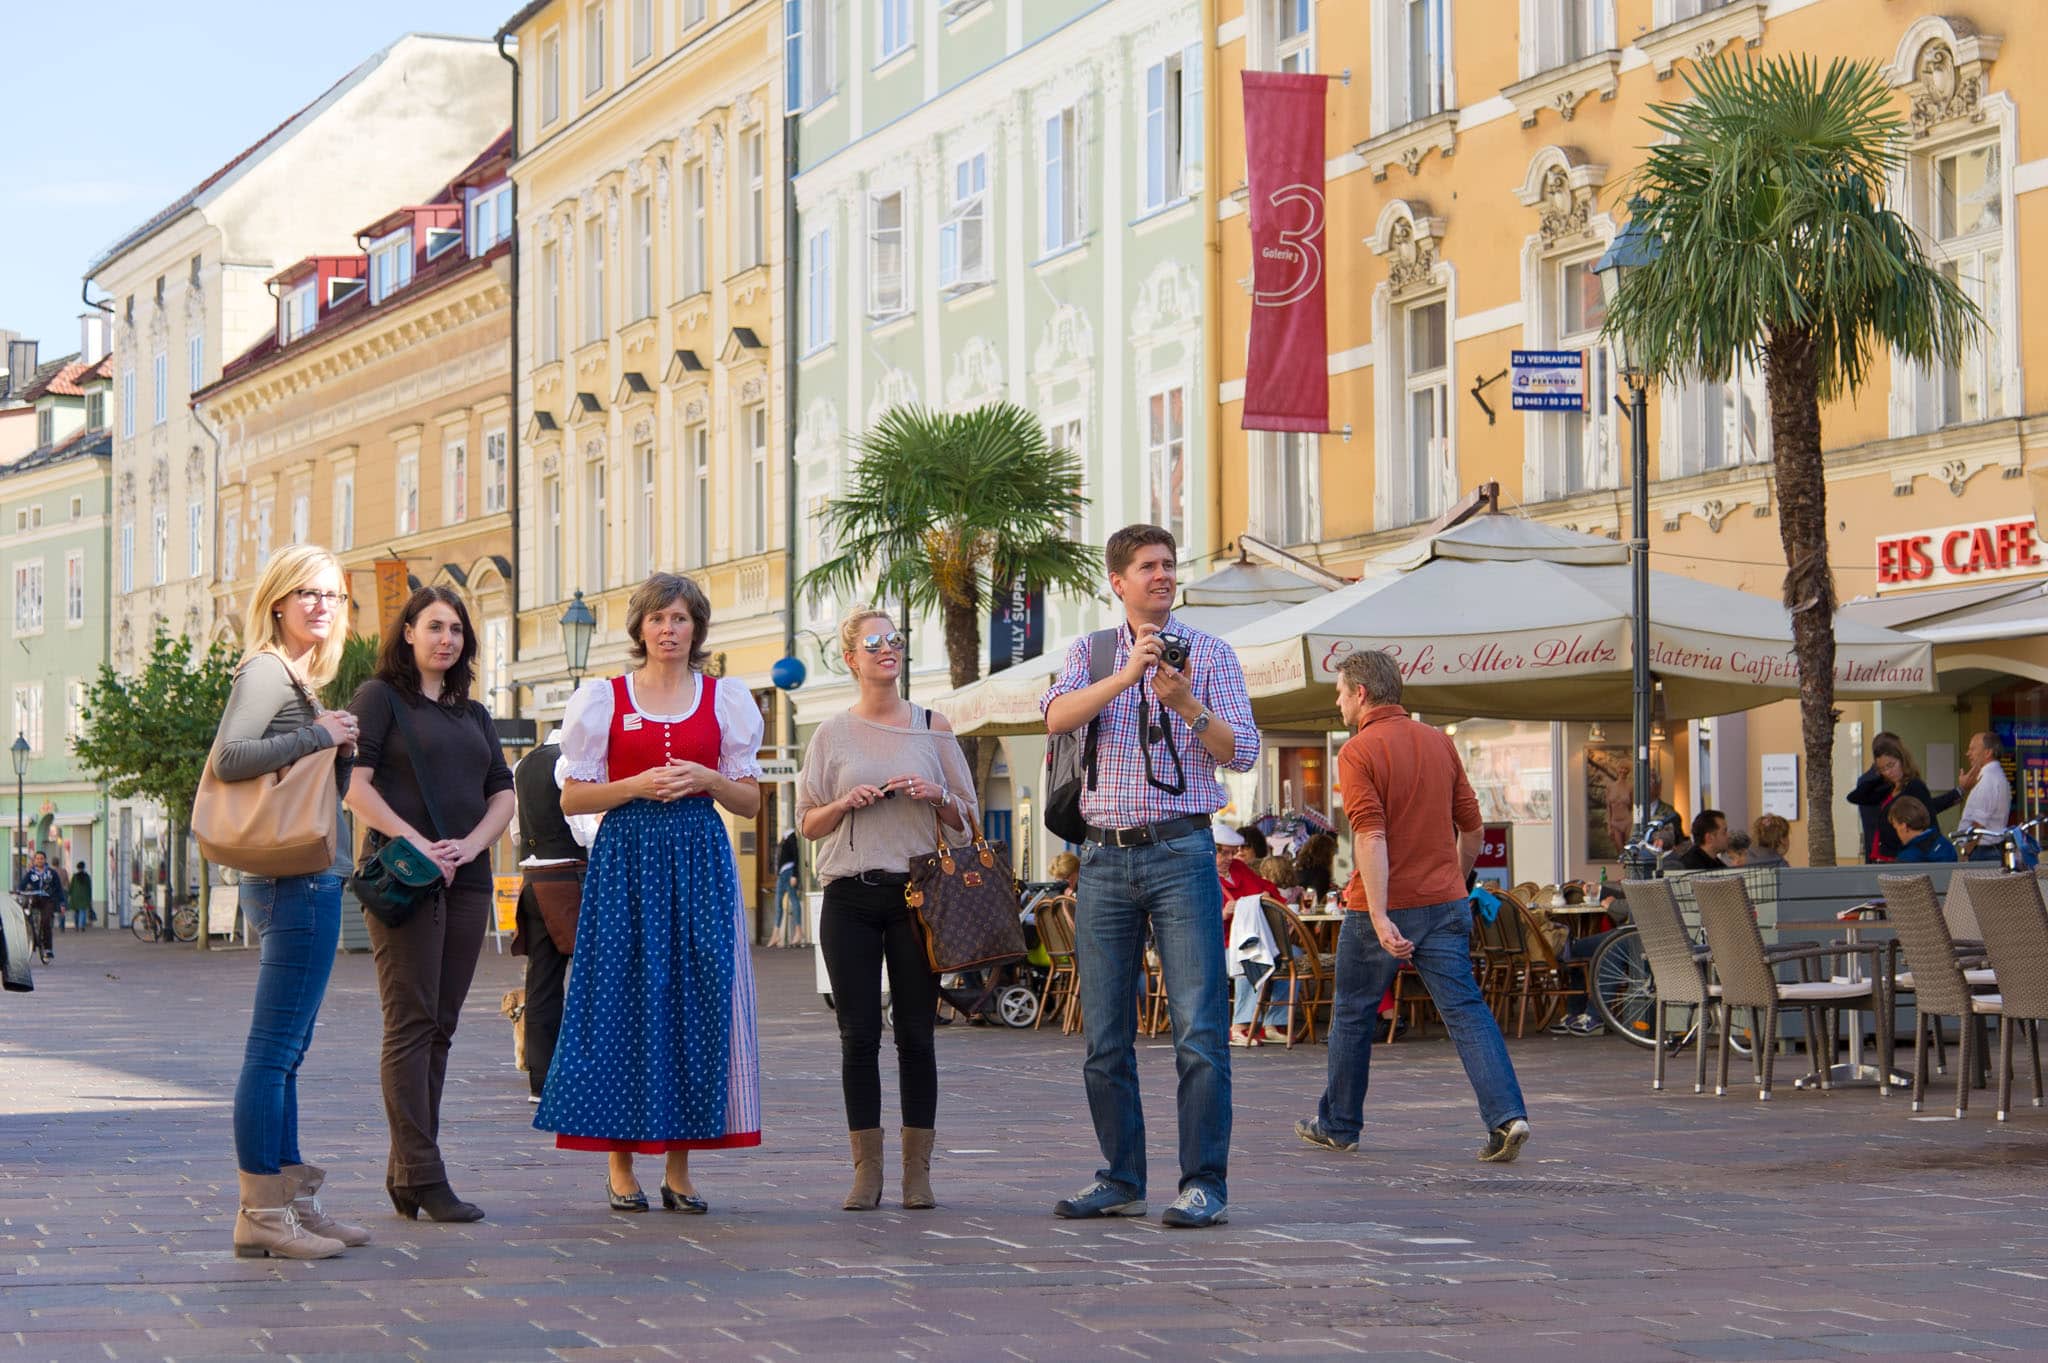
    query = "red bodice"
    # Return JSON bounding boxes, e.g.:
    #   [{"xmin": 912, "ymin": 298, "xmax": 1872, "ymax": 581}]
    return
[{"xmin": 607, "ymin": 673, "xmax": 723, "ymax": 779}]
